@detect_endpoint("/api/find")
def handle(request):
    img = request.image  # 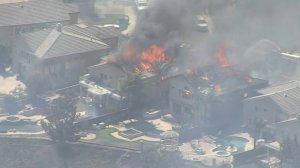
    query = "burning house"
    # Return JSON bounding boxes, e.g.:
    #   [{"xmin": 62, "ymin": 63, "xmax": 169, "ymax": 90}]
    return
[
  {"xmin": 167, "ymin": 45, "xmax": 268, "ymax": 133},
  {"xmin": 78, "ymin": 43, "xmax": 173, "ymax": 115},
  {"xmin": 79, "ymin": 62, "xmax": 166, "ymax": 115}
]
